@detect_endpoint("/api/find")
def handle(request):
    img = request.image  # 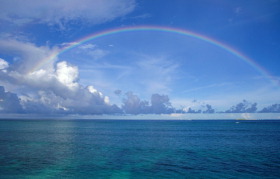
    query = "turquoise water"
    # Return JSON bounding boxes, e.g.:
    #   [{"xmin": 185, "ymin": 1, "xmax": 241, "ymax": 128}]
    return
[{"xmin": 0, "ymin": 120, "xmax": 280, "ymax": 178}]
